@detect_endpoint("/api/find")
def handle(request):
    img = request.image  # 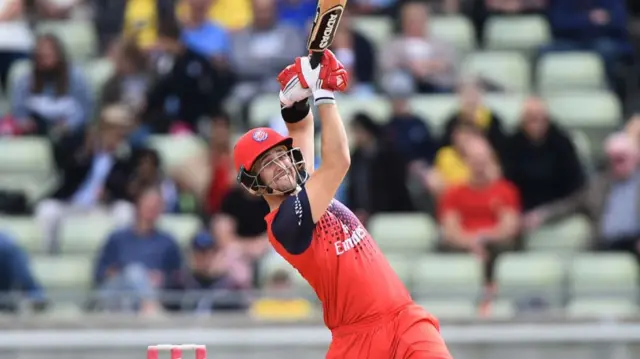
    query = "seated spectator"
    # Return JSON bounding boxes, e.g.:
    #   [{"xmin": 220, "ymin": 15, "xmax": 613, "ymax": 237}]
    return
[
  {"xmin": 127, "ymin": 148, "xmax": 180, "ymax": 213},
  {"xmin": 33, "ymin": 0, "xmax": 91, "ymax": 20},
  {"xmin": 431, "ymin": 122, "xmax": 483, "ymax": 195},
  {"xmin": 229, "ymin": 0, "xmax": 305, "ymax": 104},
  {"xmin": 624, "ymin": 113, "xmax": 640, "ymax": 146},
  {"xmin": 470, "ymin": 0, "xmax": 547, "ymax": 42},
  {"xmin": 173, "ymin": 113, "xmax": 235, "ymax": 216},
  {"xmin": 94, "ymin": 186, "xmax": 182, "ymax": 315},
  {"xmin": 504, "ymin": 97, "xmax": 585, "ymax": 219},
  {"xmin": 250, "ymin": 268, "xmax": 313, "ymax": 320},
  {"xmin": 438, "ymin": 137, "xmax": 520, "ymax": 285},
  {"xmin": 542, "ymin": 0, "xmax": 633, "ymax": 84},
  {"xmin": 176, "ymin": 0, "xmax": 253, "ymax": 31},
  {"xmin": 0, "ymin": 232, "xmax": 47, "ymax": 312},
  {"xmin": 278, "ymin": 0, "xmax": 316, "ymax": 30},
  {"xmin": 0, "ymin": 0, "xmax": 33, "ymax": 91},
  {"xmin": 350, "ymin": 0, "xmax": 400, "ymax": 15},
  {"xmin": 382, "ymin": 1, "xmax": 458, "ymax": 94},
  {"xmin": 144, "ymin": 18, "xmax": 233, "ymax": 134},
  {"xmin": 213, "ymin": 185, "xmax": 270, "ymax": 284},
  {"xmin": 330, "ymin": 10, "xmax": 377, "ymax": 96},
  {"xmin": 532, "ymin": 133, "xmax": 640, "ymax": 261},
  {"xmin": 441, "ymin": 78, "xmax": 507, "ymax": 156},
  {"xmin": 11, "ymin": 34, "xmax": 92, "ymax": 137},
  {"xmin": 347, "ymin": 113, "xmax": 414, "ymax": 223},
  {"xmin": 101, "ymin": 37, "xmax": 151, "ymax": 114},
  {"xmin": 180, "ymin": 0, "xmax": 231, "ymax": 61},
  {"xmin": 35, "ymin": 105, "xmax": 136, "ymax": 254},
  {"xmin": 165, "ymin": 230, "xmax": 251, "ymax": 312}
]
